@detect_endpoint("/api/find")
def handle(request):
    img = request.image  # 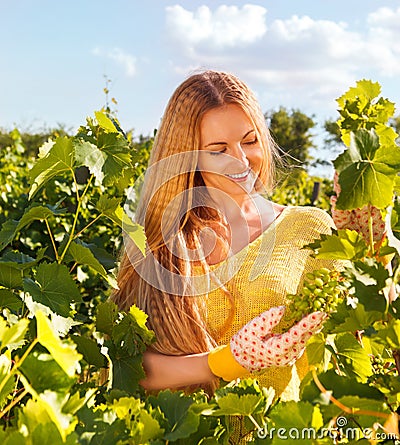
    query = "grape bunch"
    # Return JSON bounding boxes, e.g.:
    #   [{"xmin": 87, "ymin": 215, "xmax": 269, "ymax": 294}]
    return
[
  {"xmin": 287, "ymin": 268, "xmax": 345, "ymax": 322},
  {"xmin": 370, "ymin": 354, "xmax": 397, "ymax": 375}
]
